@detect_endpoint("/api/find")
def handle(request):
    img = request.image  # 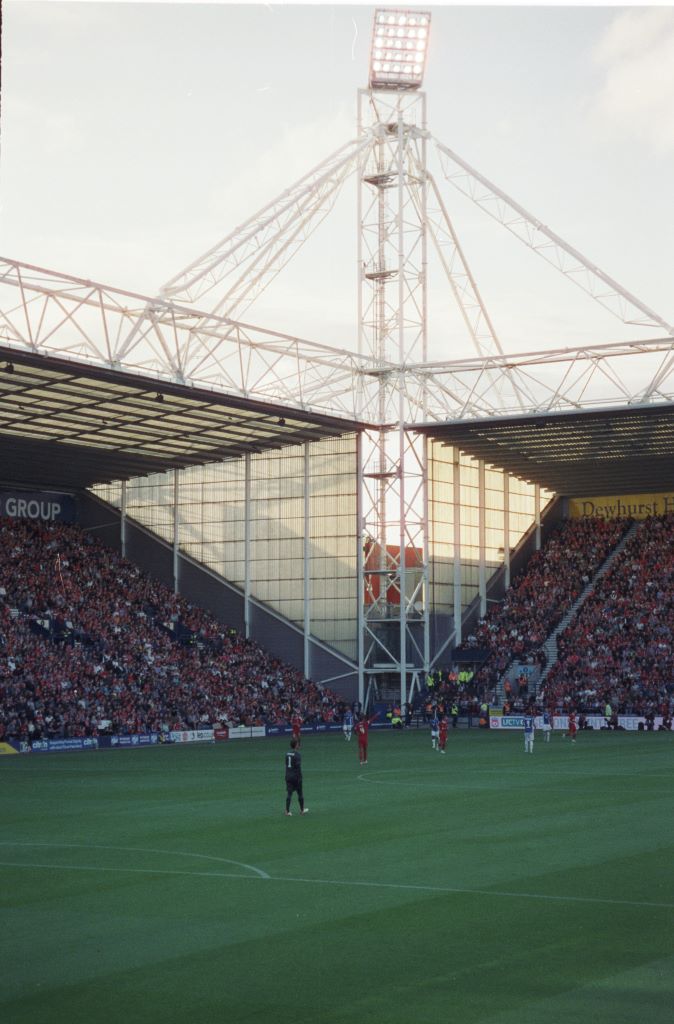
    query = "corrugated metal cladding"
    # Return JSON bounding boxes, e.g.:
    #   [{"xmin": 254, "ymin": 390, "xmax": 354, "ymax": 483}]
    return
[
  {"xmin": 0, "ymin": 347, "xmax": 366, "ymax": 490},
  {"xmin": 415, "ymin": 403, "xmax": 674, "ymax": 497}
]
